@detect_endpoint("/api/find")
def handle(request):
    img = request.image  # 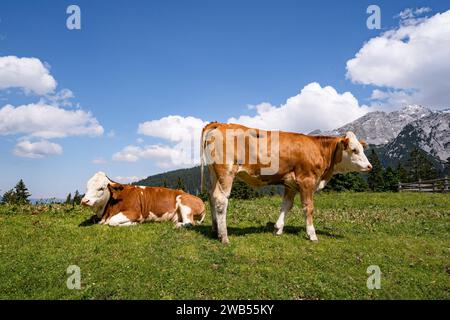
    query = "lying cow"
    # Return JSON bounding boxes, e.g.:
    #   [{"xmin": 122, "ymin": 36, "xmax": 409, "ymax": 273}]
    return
[
  {"xmin": 81, "ymin": 172, "xmax": 205, "ymax": 227},
  {"xmin": 200, "ymin": 122, "xmax": 372, "ymax": 244}
]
